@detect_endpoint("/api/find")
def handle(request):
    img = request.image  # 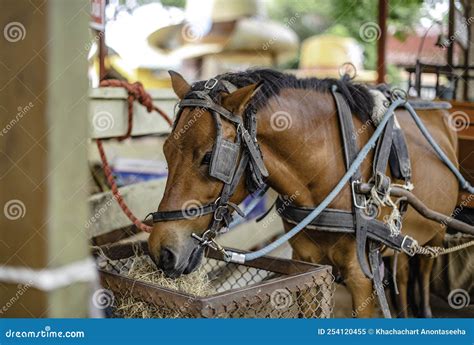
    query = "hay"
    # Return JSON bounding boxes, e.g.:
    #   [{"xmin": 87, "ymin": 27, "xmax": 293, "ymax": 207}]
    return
[{"xmin": 113, "ymin": 255, "xmax": 214, "ymax": 318}]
